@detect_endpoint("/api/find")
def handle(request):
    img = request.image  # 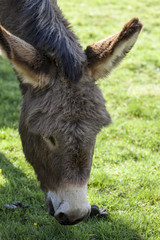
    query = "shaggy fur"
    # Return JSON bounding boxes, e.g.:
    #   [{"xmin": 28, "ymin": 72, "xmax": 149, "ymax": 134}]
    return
[
  {"xmin": 0, "ymin": 0, "xmax": 143, "ymax": 225},
  {"xmin": 19, "ymin": 79, "xmax": 111, "ymax": 191},
  {"xmin": 86, "ymin": 18, "xmax": 143, "ymax": 80},
  {"xmin": 0, "ymin": 0, "xmax": 86, "ymax": 83}
]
